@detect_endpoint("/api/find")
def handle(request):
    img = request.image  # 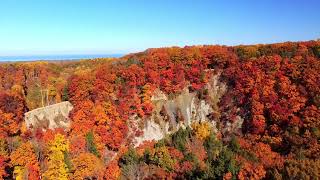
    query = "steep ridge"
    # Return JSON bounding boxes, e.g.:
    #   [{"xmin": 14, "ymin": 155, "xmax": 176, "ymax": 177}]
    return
[
  {"xmin": 1, "ymin": 40, "xmax": 319, "ymax": 179},
  {"xmin": 133, "ymin": 72, "xmax": 241, "ymax": 146}
]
